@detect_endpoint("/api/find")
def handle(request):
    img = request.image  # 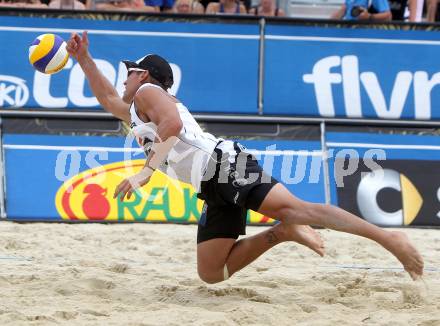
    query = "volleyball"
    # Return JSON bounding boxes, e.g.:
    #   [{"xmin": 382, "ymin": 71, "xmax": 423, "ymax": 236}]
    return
[{"xmin": 29, "ymin": 33, "xmax": 69, "ymax": 74}]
